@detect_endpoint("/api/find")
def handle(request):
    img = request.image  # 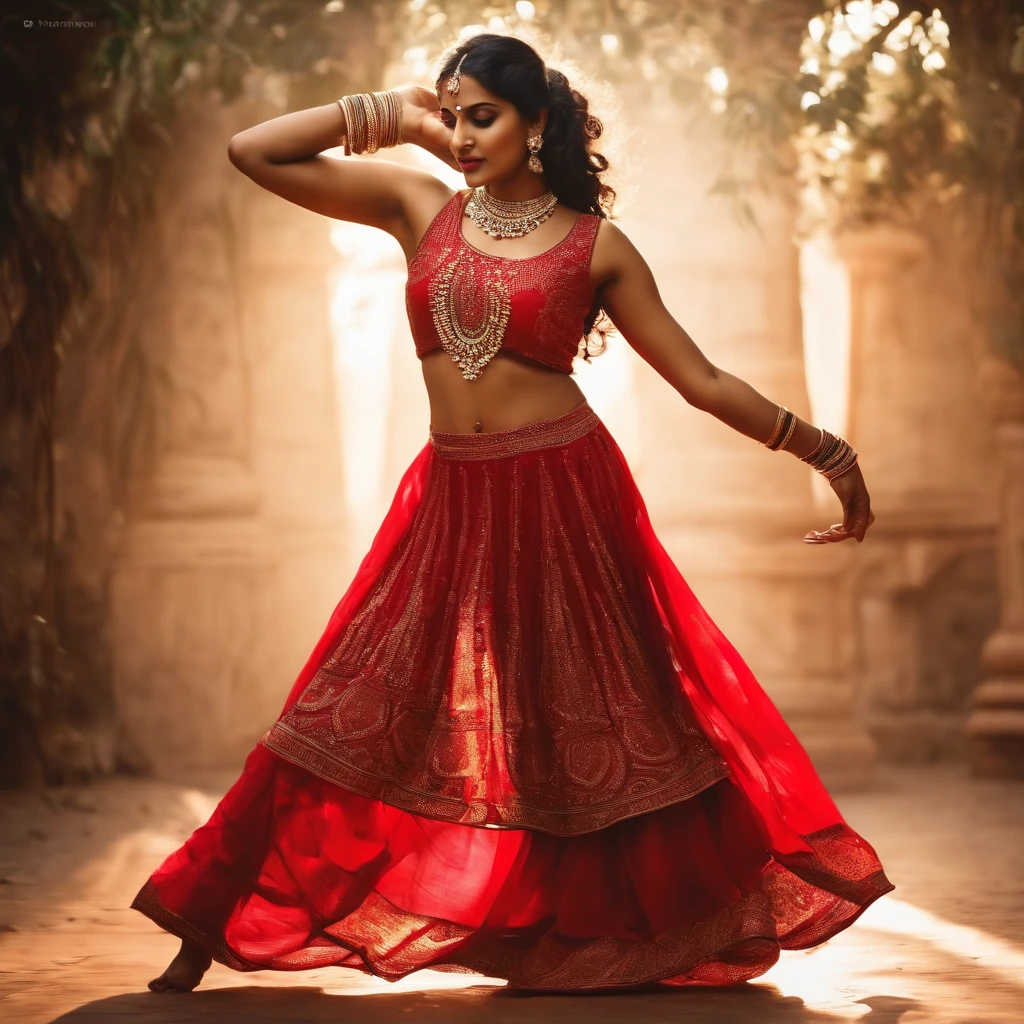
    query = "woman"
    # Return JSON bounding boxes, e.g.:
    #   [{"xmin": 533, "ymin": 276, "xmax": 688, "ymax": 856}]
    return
[{"xmin": 134, "ymin": 33, "xmax": 892, "ymax": 994}]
